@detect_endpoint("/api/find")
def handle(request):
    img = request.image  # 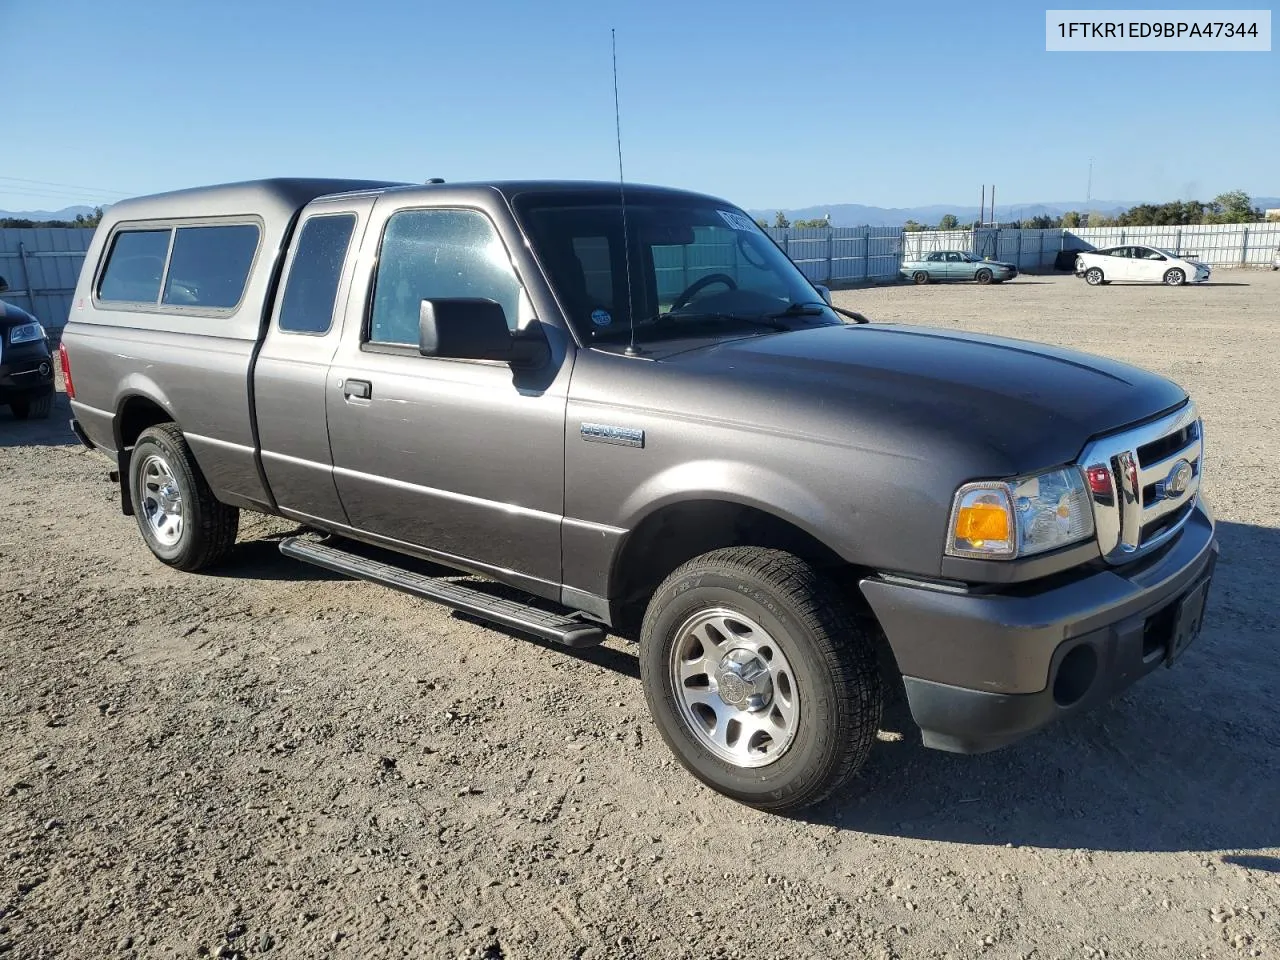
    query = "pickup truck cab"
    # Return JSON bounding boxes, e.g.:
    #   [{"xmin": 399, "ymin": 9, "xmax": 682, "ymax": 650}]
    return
[{"xmin": 62, "ymin": 178, "xmax": 1218, "ymax": 812}]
